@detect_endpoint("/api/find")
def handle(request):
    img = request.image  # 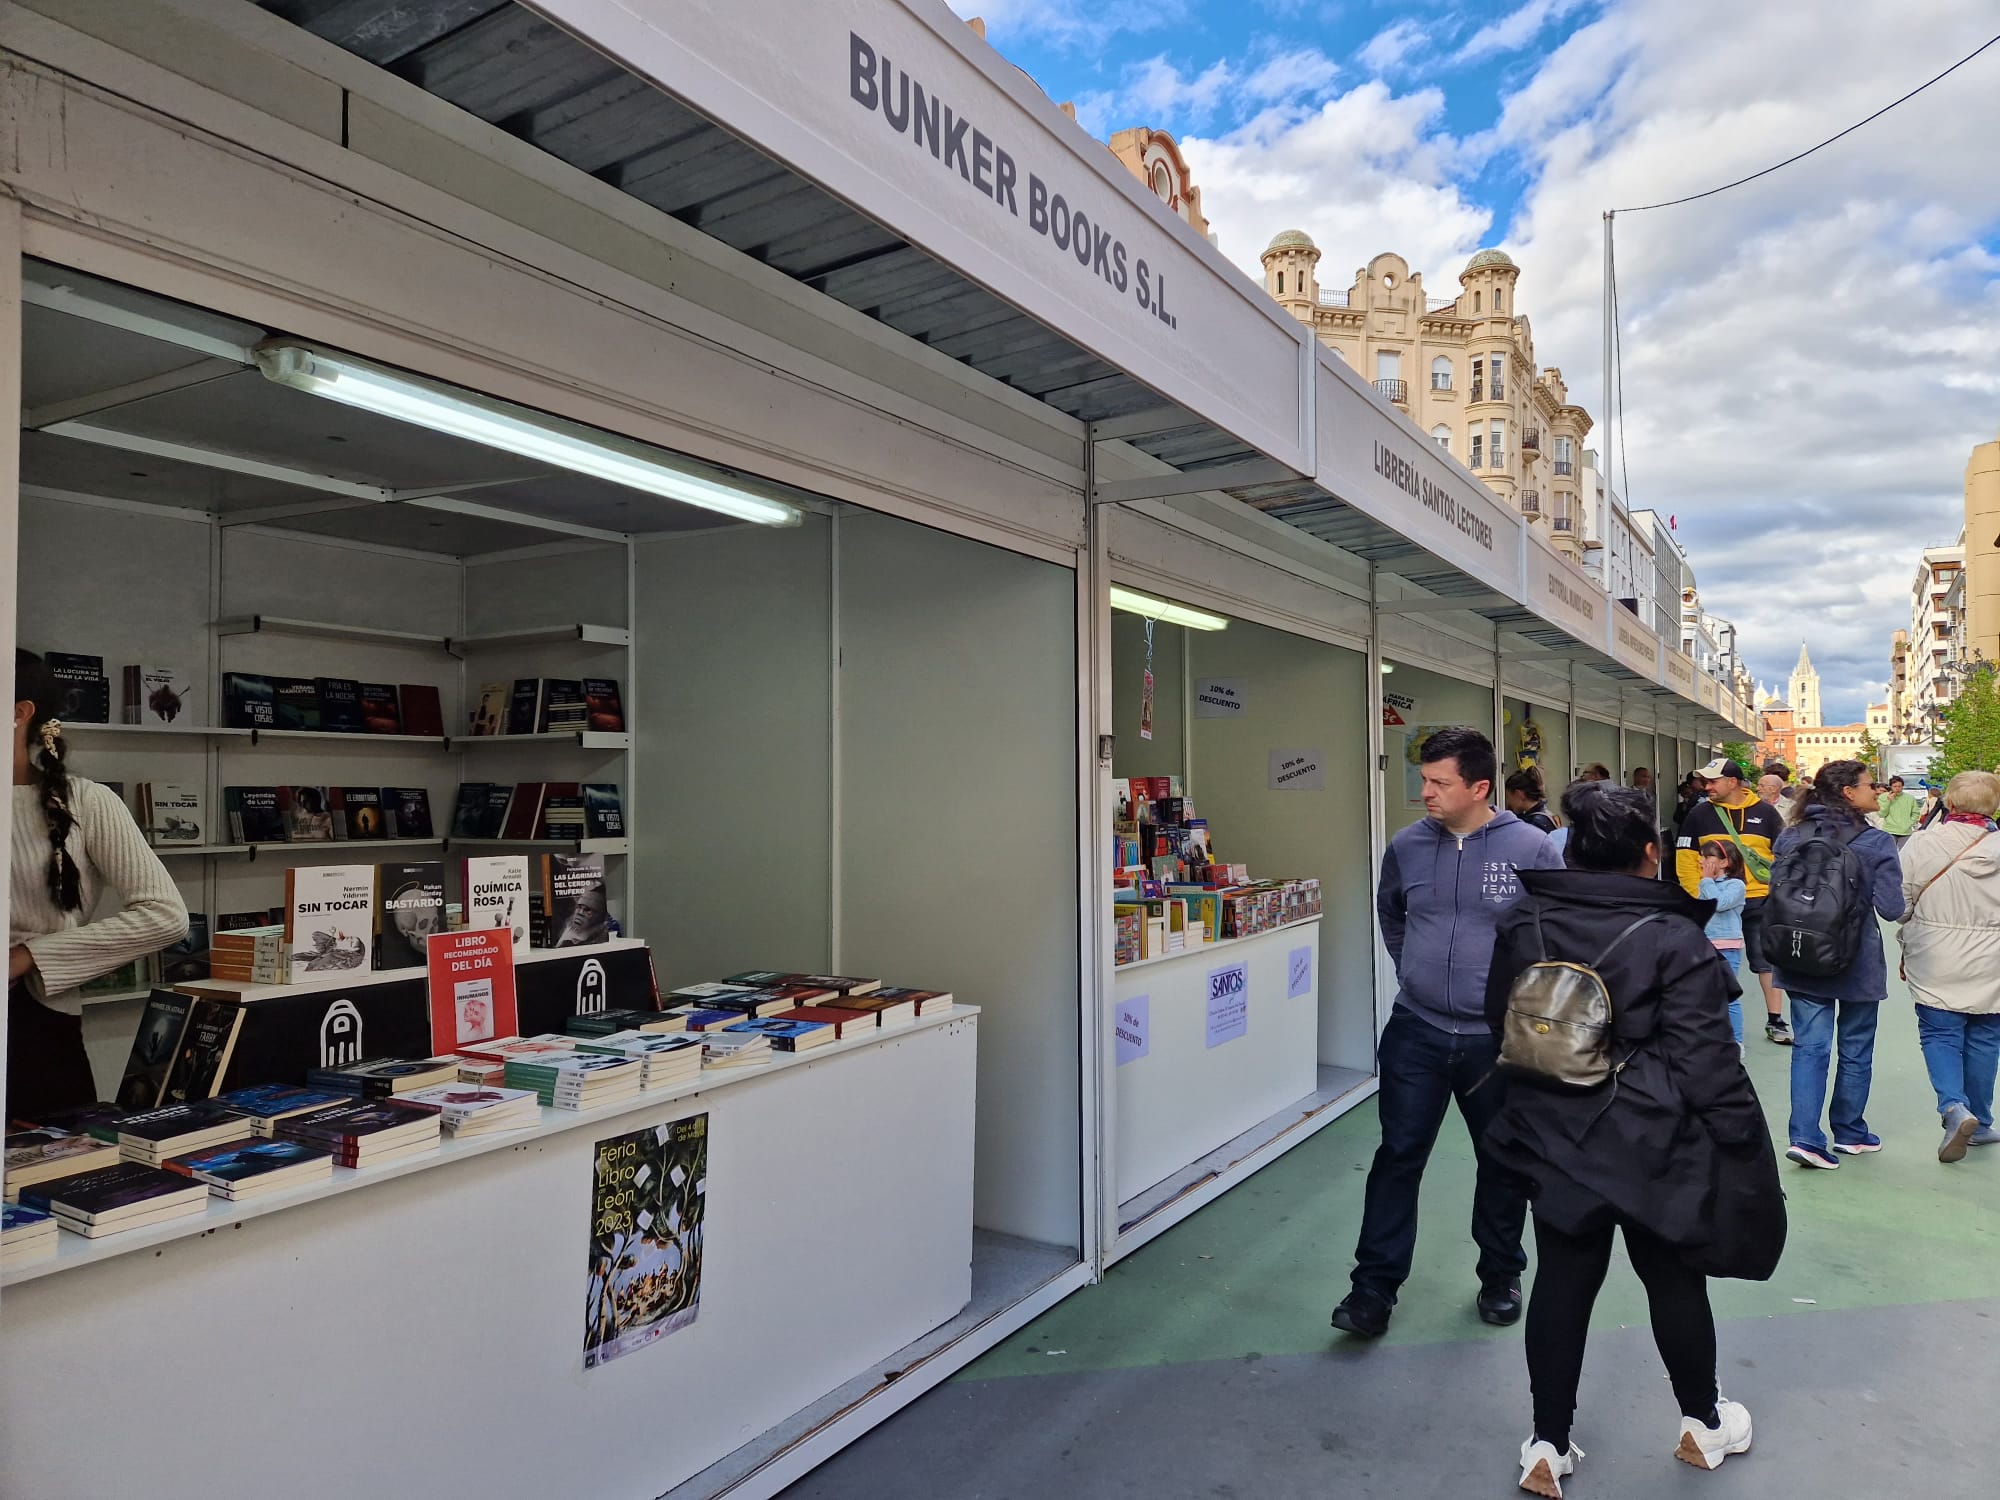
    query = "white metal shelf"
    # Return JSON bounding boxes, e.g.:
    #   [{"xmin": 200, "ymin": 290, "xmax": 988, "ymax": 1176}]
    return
[
  {"xmin": 450, "ymin": 730, "xmax": 628, "ymax": 750},
  {"xmin": 151, "ymin": 843, "xmax": 254, "ymax": 858},
  {"xmin": 212, "ymin": 615, "xmax": 450, "ymax": 649},
  {"xmin": 447, "ymin": 623, "xmax": 629, "ymax": 653},
  {"xmin": 449, "ymin": 836, "xmax": 629, "ymax": 856},
  {"xmin": 63, "ymin": 722, "xmax": 253, "ymax": 739}
]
